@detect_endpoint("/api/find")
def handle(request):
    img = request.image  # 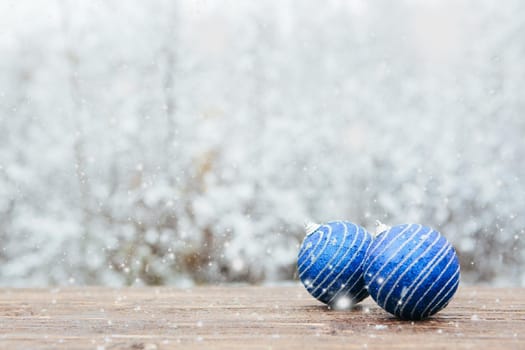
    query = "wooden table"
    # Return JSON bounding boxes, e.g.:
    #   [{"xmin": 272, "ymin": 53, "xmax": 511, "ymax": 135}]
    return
[{"xmin": 0, "ymin": 286, "xmax": 523, "ymax": 349}]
